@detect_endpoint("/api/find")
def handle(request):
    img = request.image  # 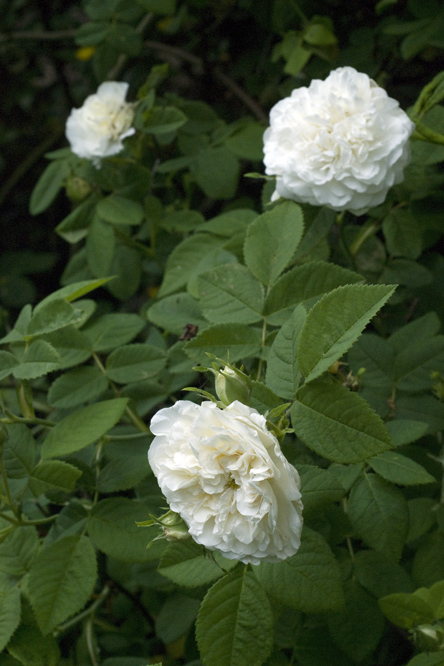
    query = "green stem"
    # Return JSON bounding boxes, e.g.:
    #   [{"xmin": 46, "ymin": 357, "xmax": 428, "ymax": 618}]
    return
[
  {"xmin": 93, "ymin": 354, "xmax": 149, "ymax": 433},
  {"xmin": 113, "ymin": 227, "xmax": 156, "ymax": 259},
  {"xmin": 0, "ymin": 457, "xmax": 15, "ymax": 514},
  {"xmin": 349, "ymin": 220, "xmax": 380, "ymax": 257},
  {"xmin": 0, "ymin": 511, "xmax": 19, "ymax": 525},
  {"xmin": 256, "ymin": 317, "xmax": 268, "ymax": 381},
  {"xmin": 1, "ymin": 410, "xmax": 56, "ymax": 428},
  {"xmin": 54, "ymin": 584, "xmax": 111, "ymax": 637}
]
